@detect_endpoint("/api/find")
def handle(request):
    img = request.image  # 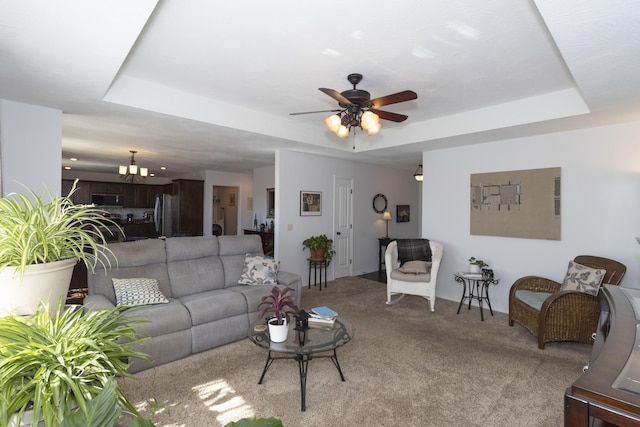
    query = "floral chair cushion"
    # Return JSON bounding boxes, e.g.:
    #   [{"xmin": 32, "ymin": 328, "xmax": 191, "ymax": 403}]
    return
[
  {"xmin": 238, "ymin": 254, "xmax": 280, "ymax": 285},
  {"xmin": 559, "ymin": 260, "xmax": 605, "ymax": 295}
]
